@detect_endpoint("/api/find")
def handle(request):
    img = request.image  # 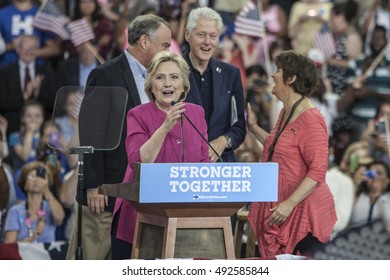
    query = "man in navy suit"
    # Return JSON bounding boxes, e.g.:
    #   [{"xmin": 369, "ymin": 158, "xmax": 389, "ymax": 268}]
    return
[
  {"xmin": 66, "ymin": 14, "xmax": 171, "ymax": 260},
  {"xmin": 0, "ymin": 34, "xmax": 55, "ymax": 136},
  {"xmin": 184, "ymin": 7, "xmax": 246, "ymax": 163},
  {"xmin": 55, "ymin": 43, "xmax": 98, "ymax": 90}
]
